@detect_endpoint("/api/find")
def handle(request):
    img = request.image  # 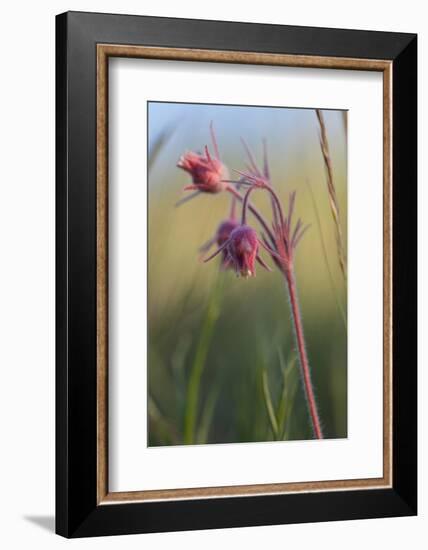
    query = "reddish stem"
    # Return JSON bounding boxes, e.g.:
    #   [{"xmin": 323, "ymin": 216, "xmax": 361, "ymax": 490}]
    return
[
  {"xmin": 226, "ymin": 185, "xmax": 275, "ymax": 245},
  {"xmin": 229, "ymin": 194, "xmax": 237, "ymax": 221},
  {"xmin": 262, "ymin": 185, "xmax": 285, "ymax": 230},
  {"xmin": 229, "ymin": 181, "xmax": 322, "ymax": 438},
  {"xmin": 241, "ymin": 186, "xmax": 256, "ymax": 225},
  {"xmin": 284, "ymin": 267, "xmax": 323, "ymax": 439}
]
